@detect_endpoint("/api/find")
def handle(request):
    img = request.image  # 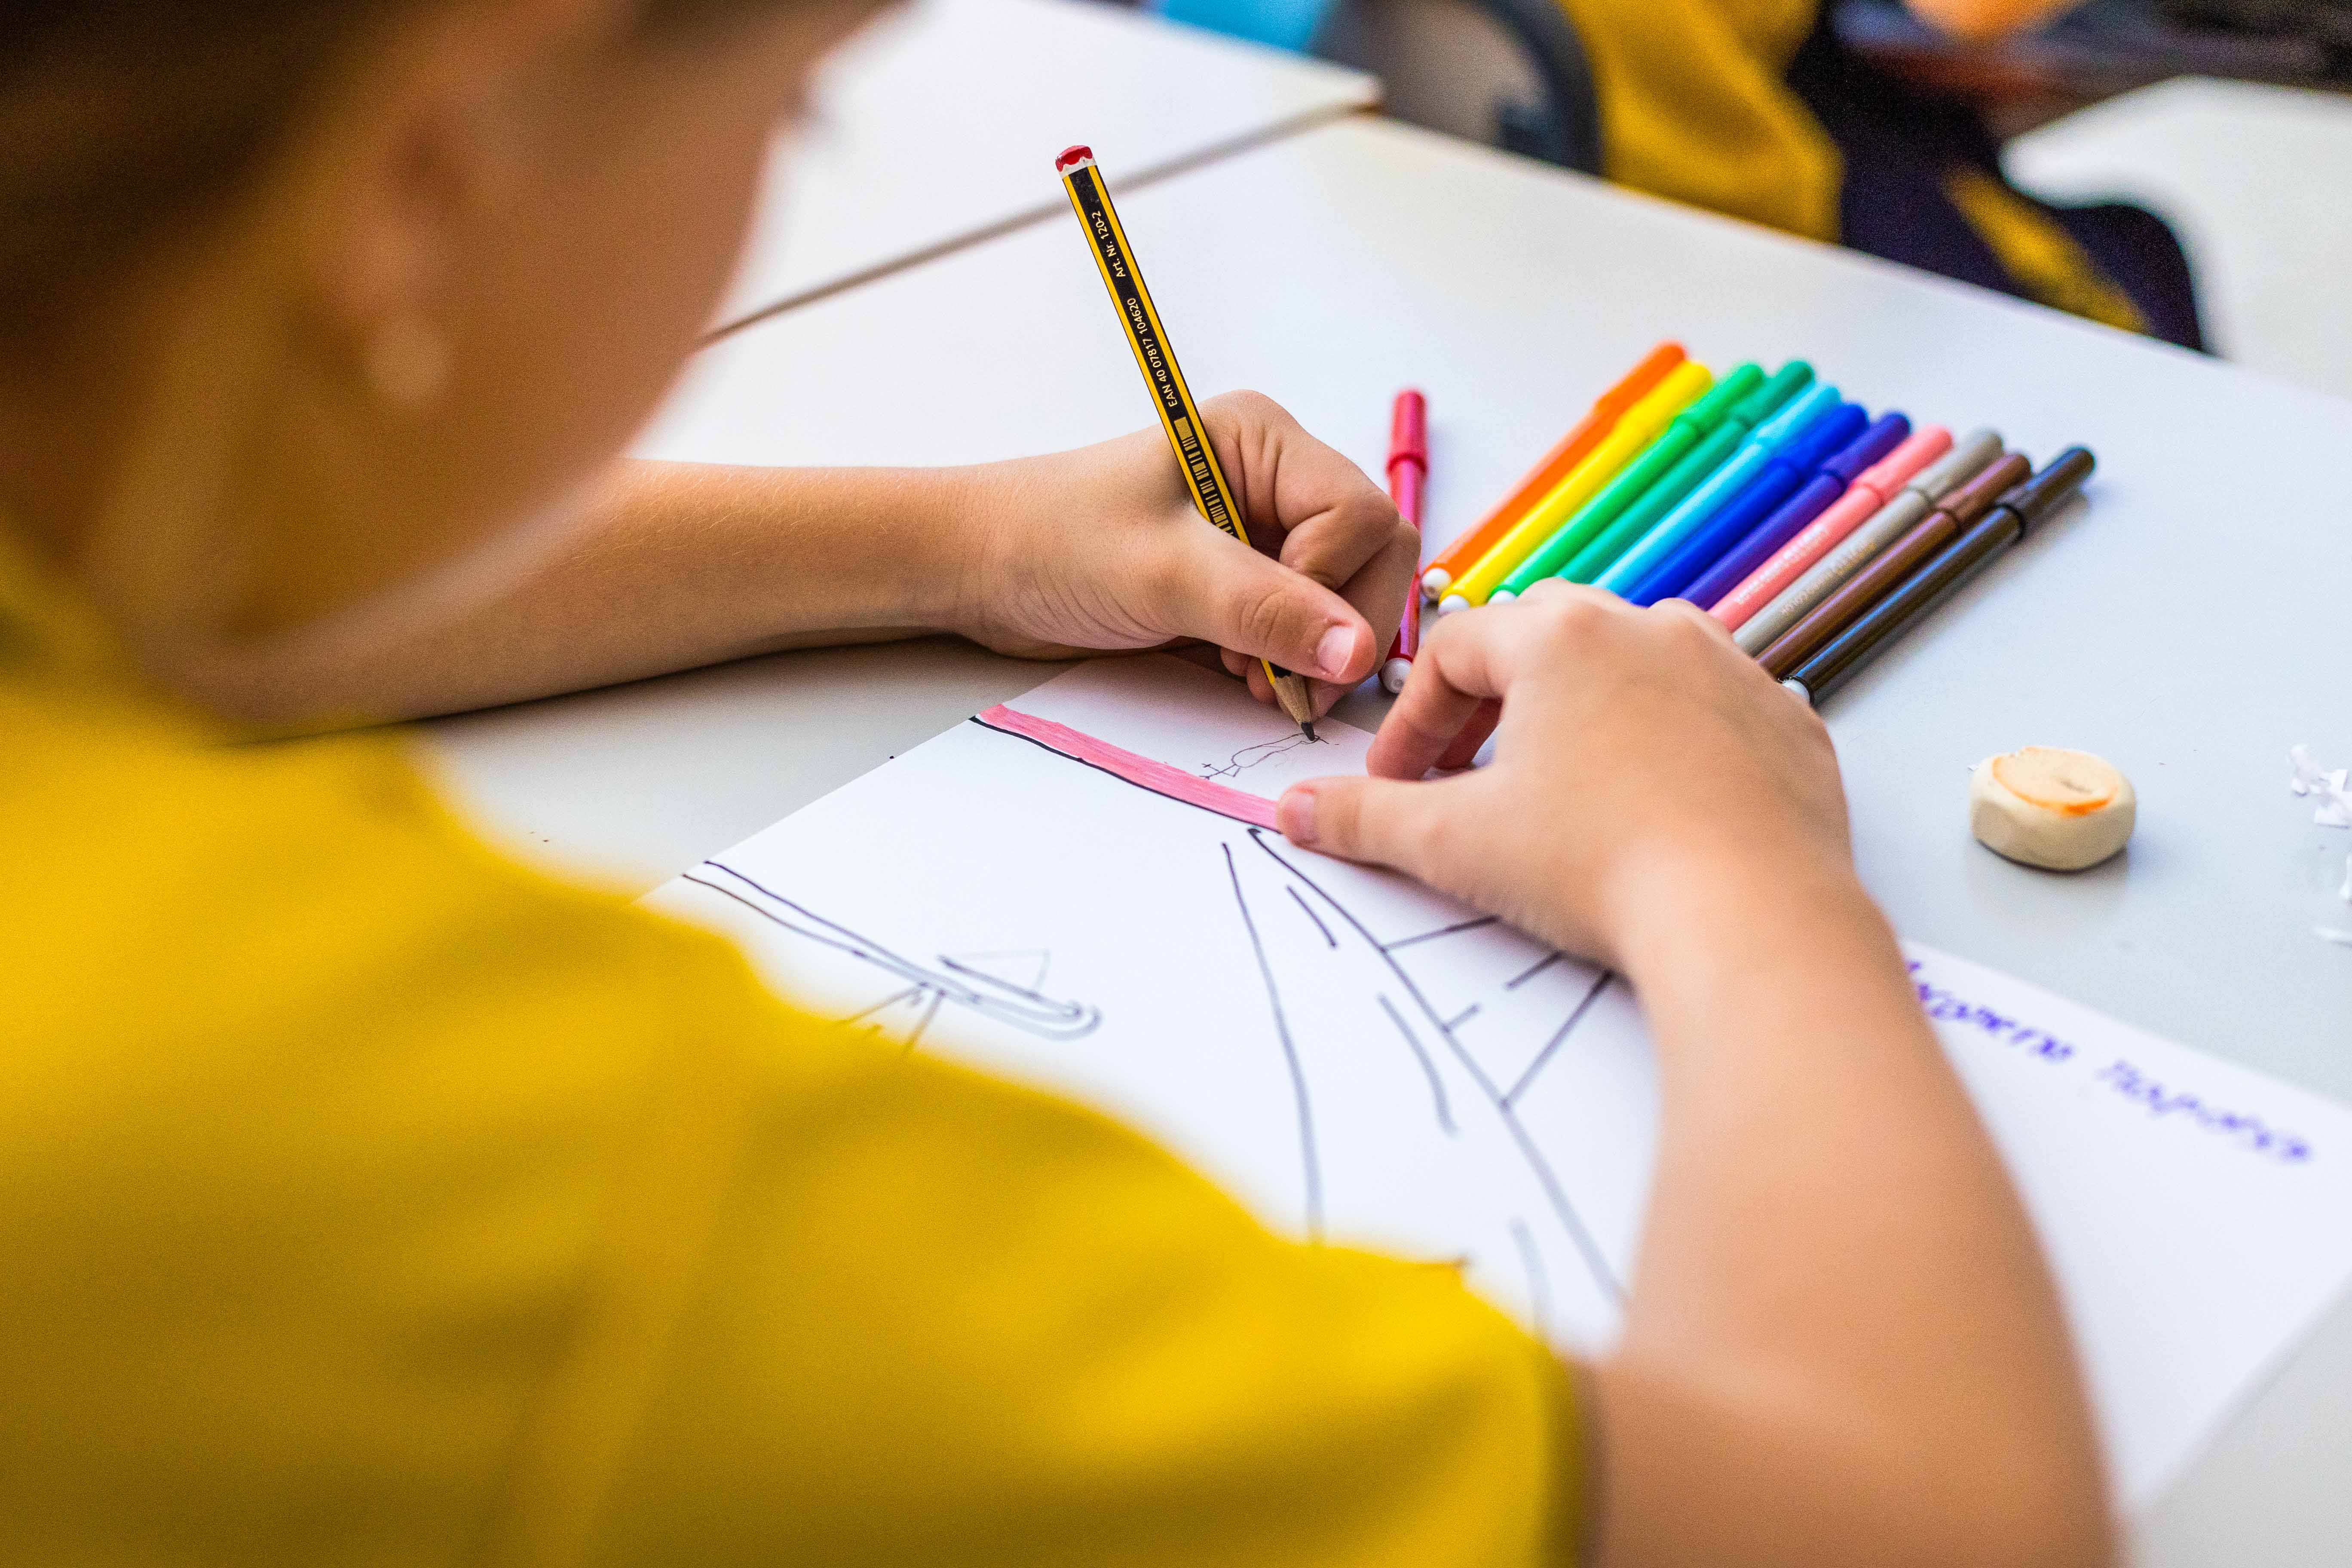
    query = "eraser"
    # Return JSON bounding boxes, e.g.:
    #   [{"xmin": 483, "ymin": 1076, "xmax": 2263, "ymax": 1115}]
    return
[
  {"xmin": 1381, "ymin": 656, "xmax": 1412, "ymax": 694},
  {"xmin": 1054, "ymin": 144, "xmax": 1094, "ymax": 174},
  {"xmin": 1420, "ymin": 566, "xmax": 1451, "ymax": 598},
  {"xmin": 1969, "ymin": 746, "xmax": 2135, "ymax": 871}
]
